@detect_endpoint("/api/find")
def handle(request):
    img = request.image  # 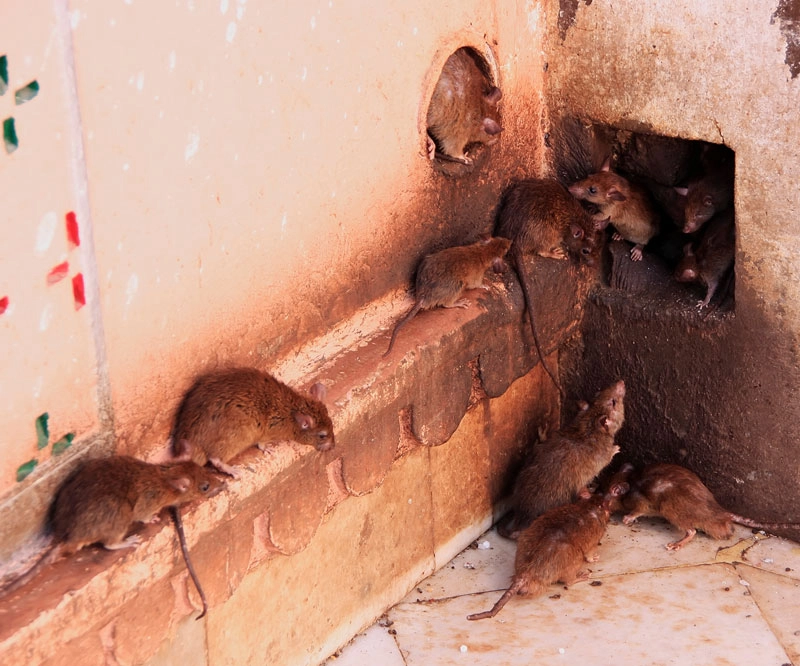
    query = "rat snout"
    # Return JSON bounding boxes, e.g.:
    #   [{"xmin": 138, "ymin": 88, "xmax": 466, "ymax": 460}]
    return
[
  {"xmin": 315, "ymin": 434, "xmax": 335, "ymax": 452},
  {"xmin": 615, "ymin": 379, "xmax": 626, "ymax": 396}
]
